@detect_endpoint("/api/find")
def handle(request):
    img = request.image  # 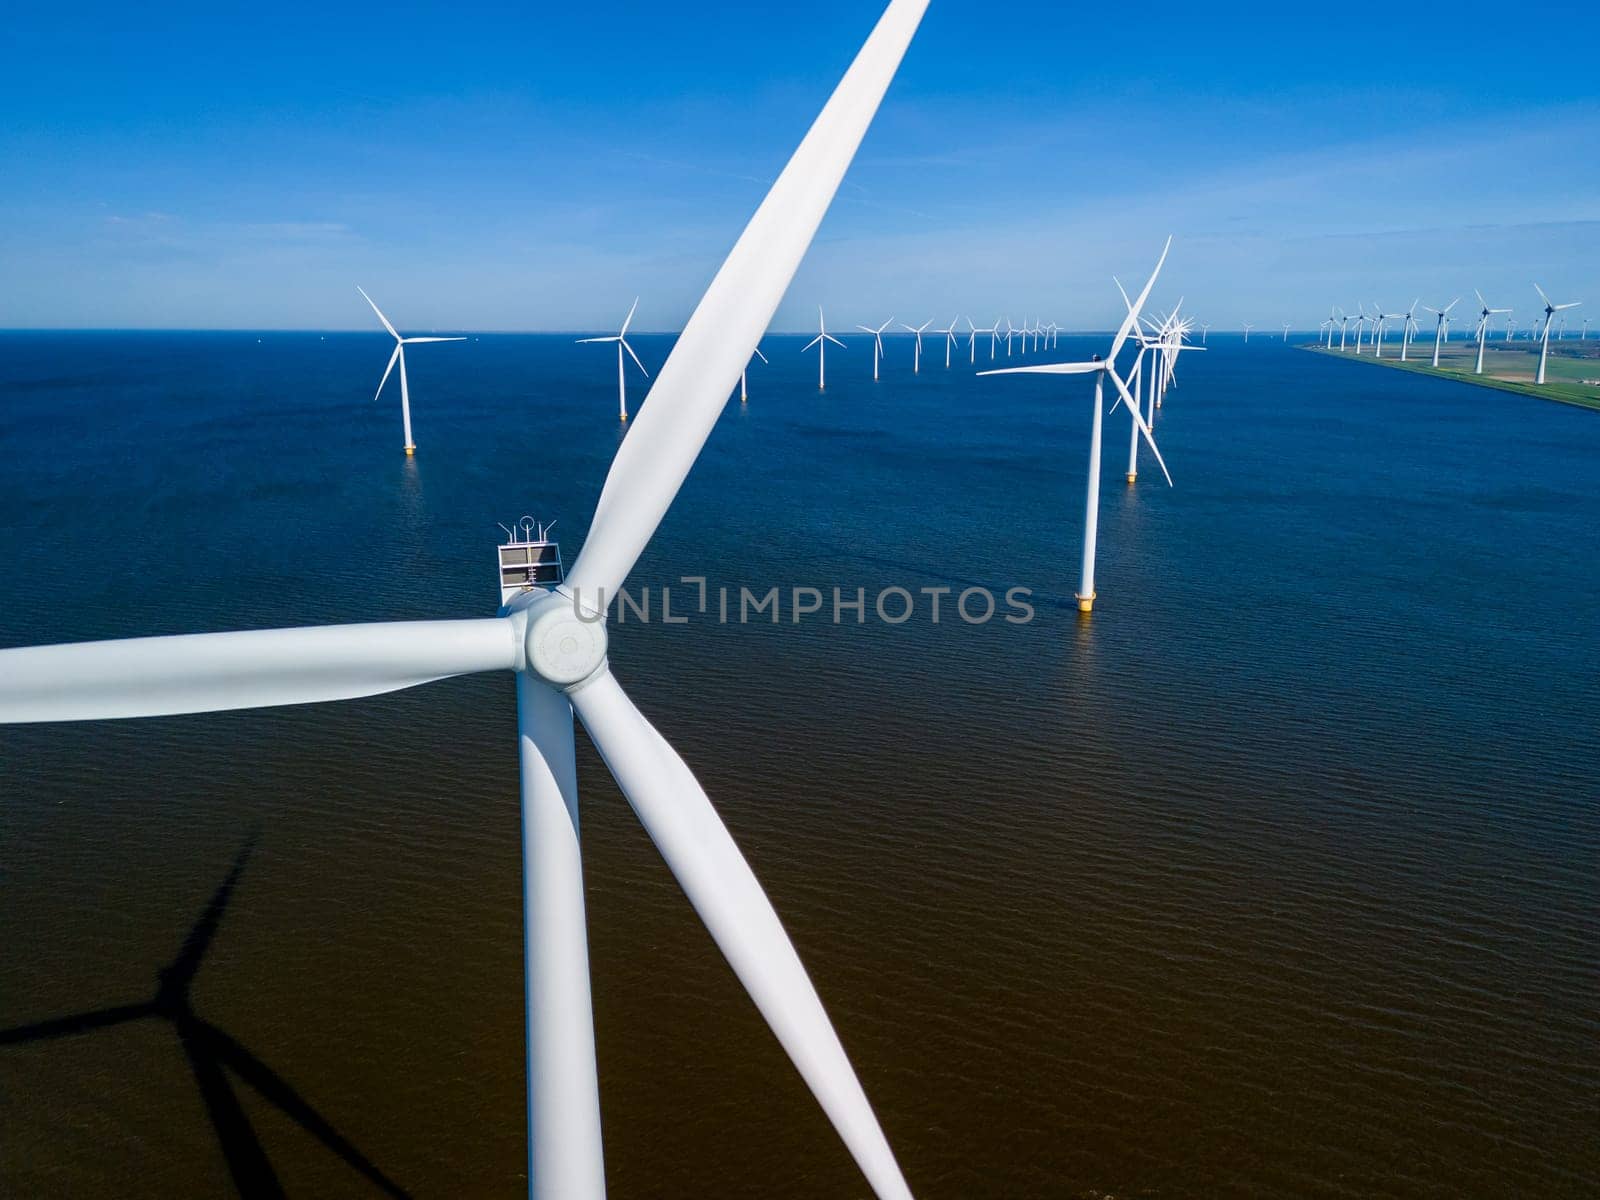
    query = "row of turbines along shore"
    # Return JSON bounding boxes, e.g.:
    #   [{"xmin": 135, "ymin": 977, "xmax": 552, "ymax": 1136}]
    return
[{"xmin": 1316, "ymin": 285, "xmax": 1586, "ymax": 385}]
